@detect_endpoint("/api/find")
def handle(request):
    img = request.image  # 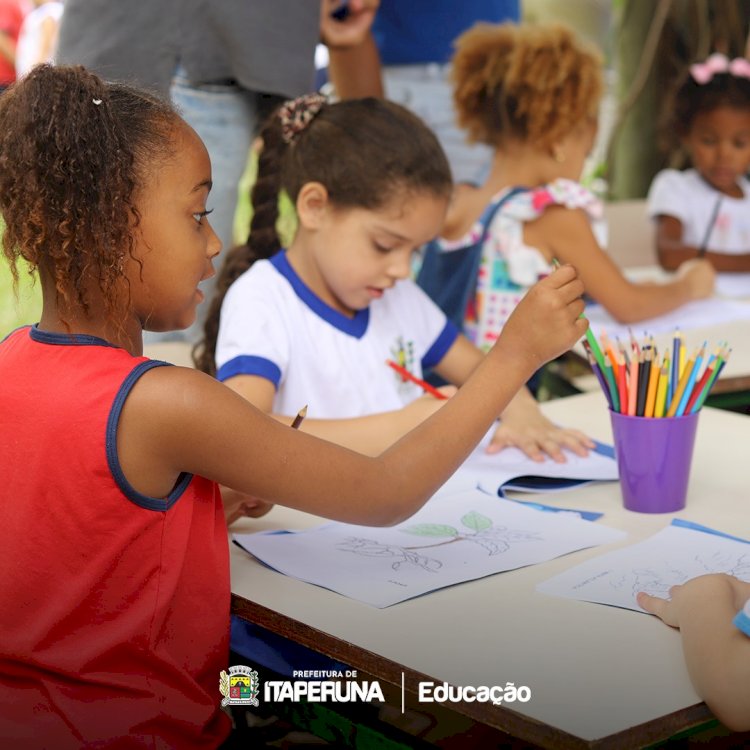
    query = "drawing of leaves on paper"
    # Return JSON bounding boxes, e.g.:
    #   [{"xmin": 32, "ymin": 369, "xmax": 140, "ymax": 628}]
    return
[
  {"xmin": 336, "ymin": 511, "xmax": 541, "ymax": 572},
  {"xmin": 695, "ymin": 551, "xmax": 750, "ymax": 580},
  {"xmin": 336, "ymin": 537, "xmax": 442, "ymax": 573}
]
